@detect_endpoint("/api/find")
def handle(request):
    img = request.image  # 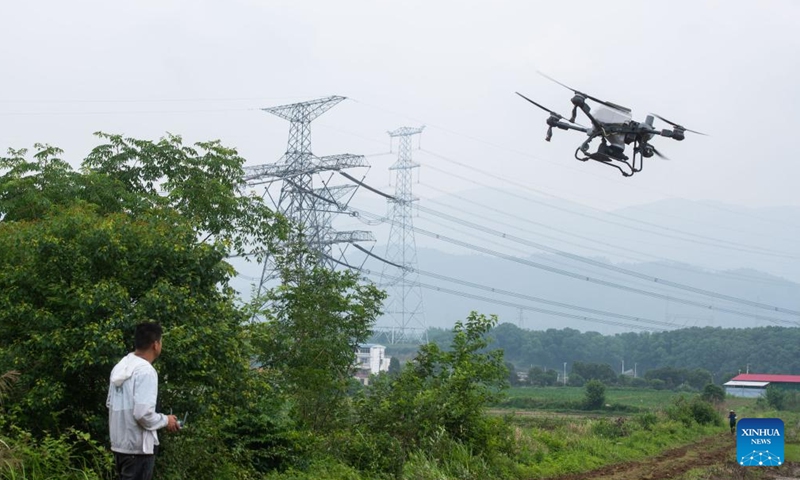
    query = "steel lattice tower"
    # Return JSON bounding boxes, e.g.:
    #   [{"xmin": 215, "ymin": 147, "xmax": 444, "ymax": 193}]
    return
[
  {"xmin": 377, "ymin": 126, "xmax": 427, "ymax": 344},
  {"xmin": 243, "ymin": 96, "xmax": 374, "ymax": 297}
]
